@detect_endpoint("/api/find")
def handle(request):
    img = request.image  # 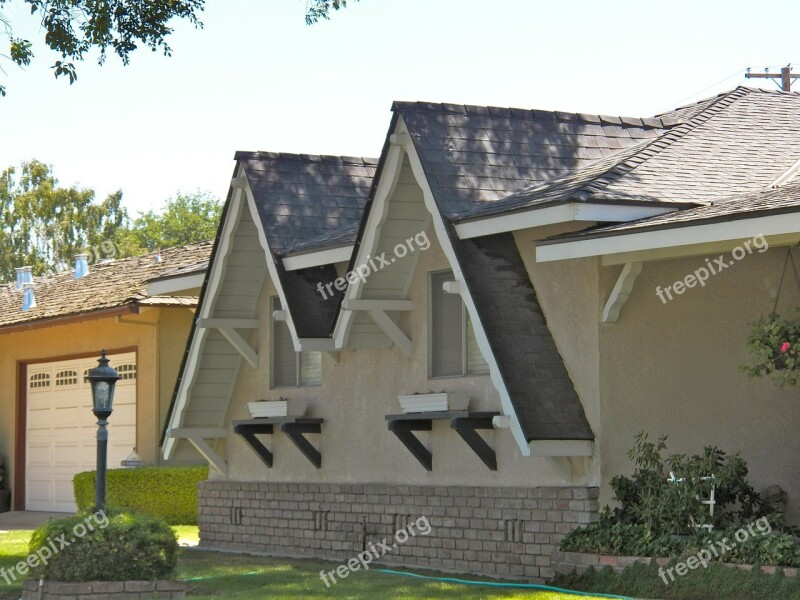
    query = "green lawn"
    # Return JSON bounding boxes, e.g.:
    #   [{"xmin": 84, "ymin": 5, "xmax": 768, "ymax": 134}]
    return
[{"xmin": 0, "ymin": 528, "xmax": 620, "ymax": 600}]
